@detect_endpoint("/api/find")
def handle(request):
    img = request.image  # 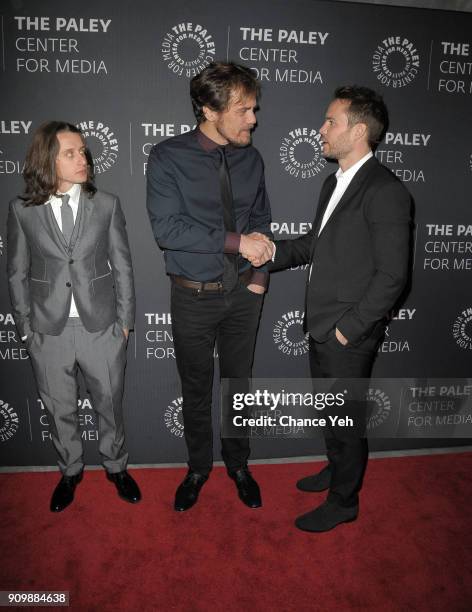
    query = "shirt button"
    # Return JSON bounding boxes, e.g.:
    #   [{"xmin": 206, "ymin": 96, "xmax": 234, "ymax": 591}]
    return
[
  {"xmin": 66, "ymin": 282, "xmax": 71, "ymax": 287},
  {"xmin": 69, "ymin": 259, "xmax": 74, "ymax": 264}
]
